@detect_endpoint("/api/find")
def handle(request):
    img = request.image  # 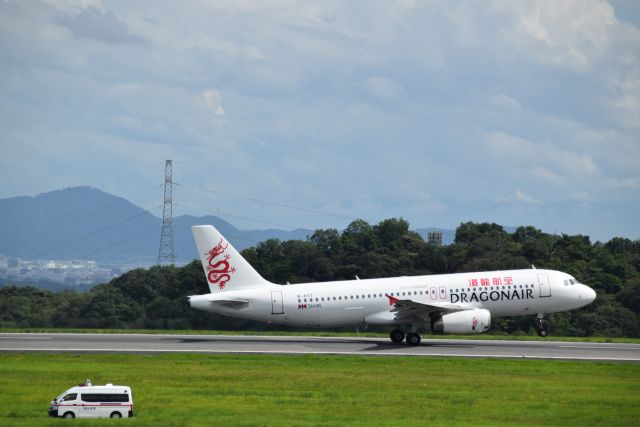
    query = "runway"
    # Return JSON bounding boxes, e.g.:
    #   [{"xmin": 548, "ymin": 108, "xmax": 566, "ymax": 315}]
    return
[{"xmin": 1, "ymin": 333, "xmax": 639, "ymax": 362}]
